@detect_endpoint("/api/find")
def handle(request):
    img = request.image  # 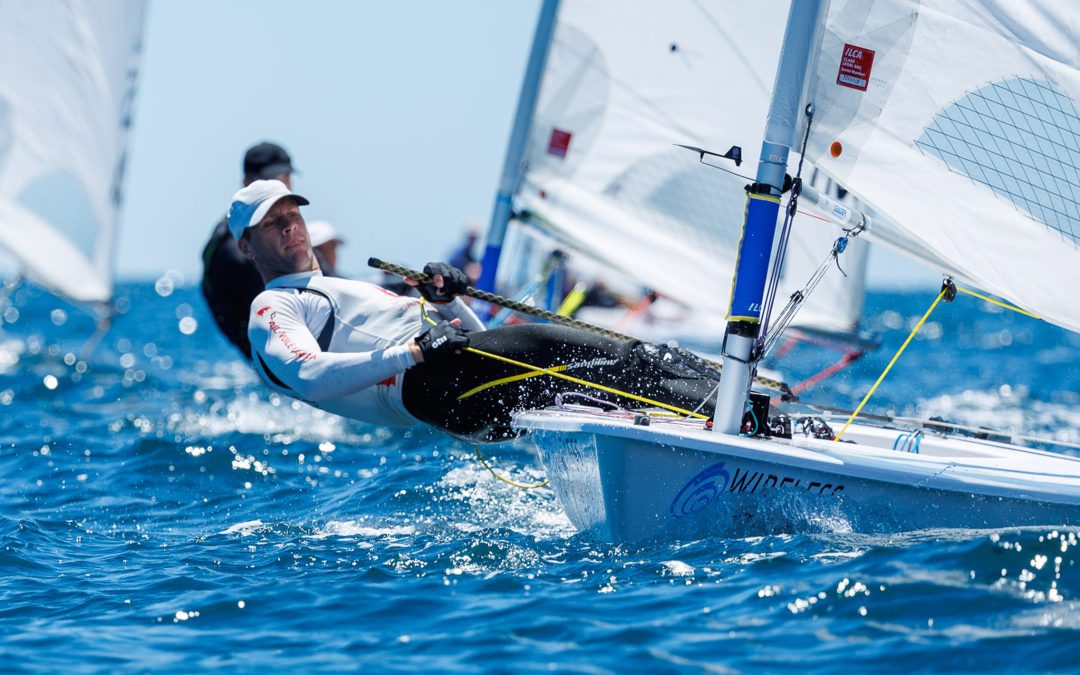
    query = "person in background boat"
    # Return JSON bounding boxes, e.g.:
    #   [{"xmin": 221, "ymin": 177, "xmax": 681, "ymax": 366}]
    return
[
  {"xmin": 553, "ymin": 264, "xmax": 644, "ymax": 319},
  {"xmin": 231, "ymin": 180, "xmax": 721, "ymax": 442},
  {"xmin": 558, "ymin": 277, "xmax": 634, "ymax": 316},
  {"xmin": 202, "ymin": 141, "xmax": 296, "ymax": 360},
  {"xmin": 377, "ymin": 271, "xmax": 420, "ymax": 297},
  {"xmin": 305, "ymin": 220, "xmax": 345, "ymax": 277},
  {"xmin": 447, "ymin": 220, "xmax": 482, "ymax": 285}
]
